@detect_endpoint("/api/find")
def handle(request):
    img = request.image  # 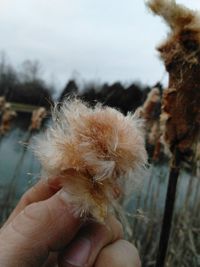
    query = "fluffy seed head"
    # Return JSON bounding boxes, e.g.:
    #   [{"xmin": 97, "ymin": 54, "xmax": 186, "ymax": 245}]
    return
[
  {"xmin": 147, "ymin": 0, "xmax": 200, "ymax": 68},
  {"xmin": 34, "ymin": 99, "xmax": 147, "ymax": 221},
  {"xmin": 148, "ymin": 0, "xmax": 200, "ymax": 157}
]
